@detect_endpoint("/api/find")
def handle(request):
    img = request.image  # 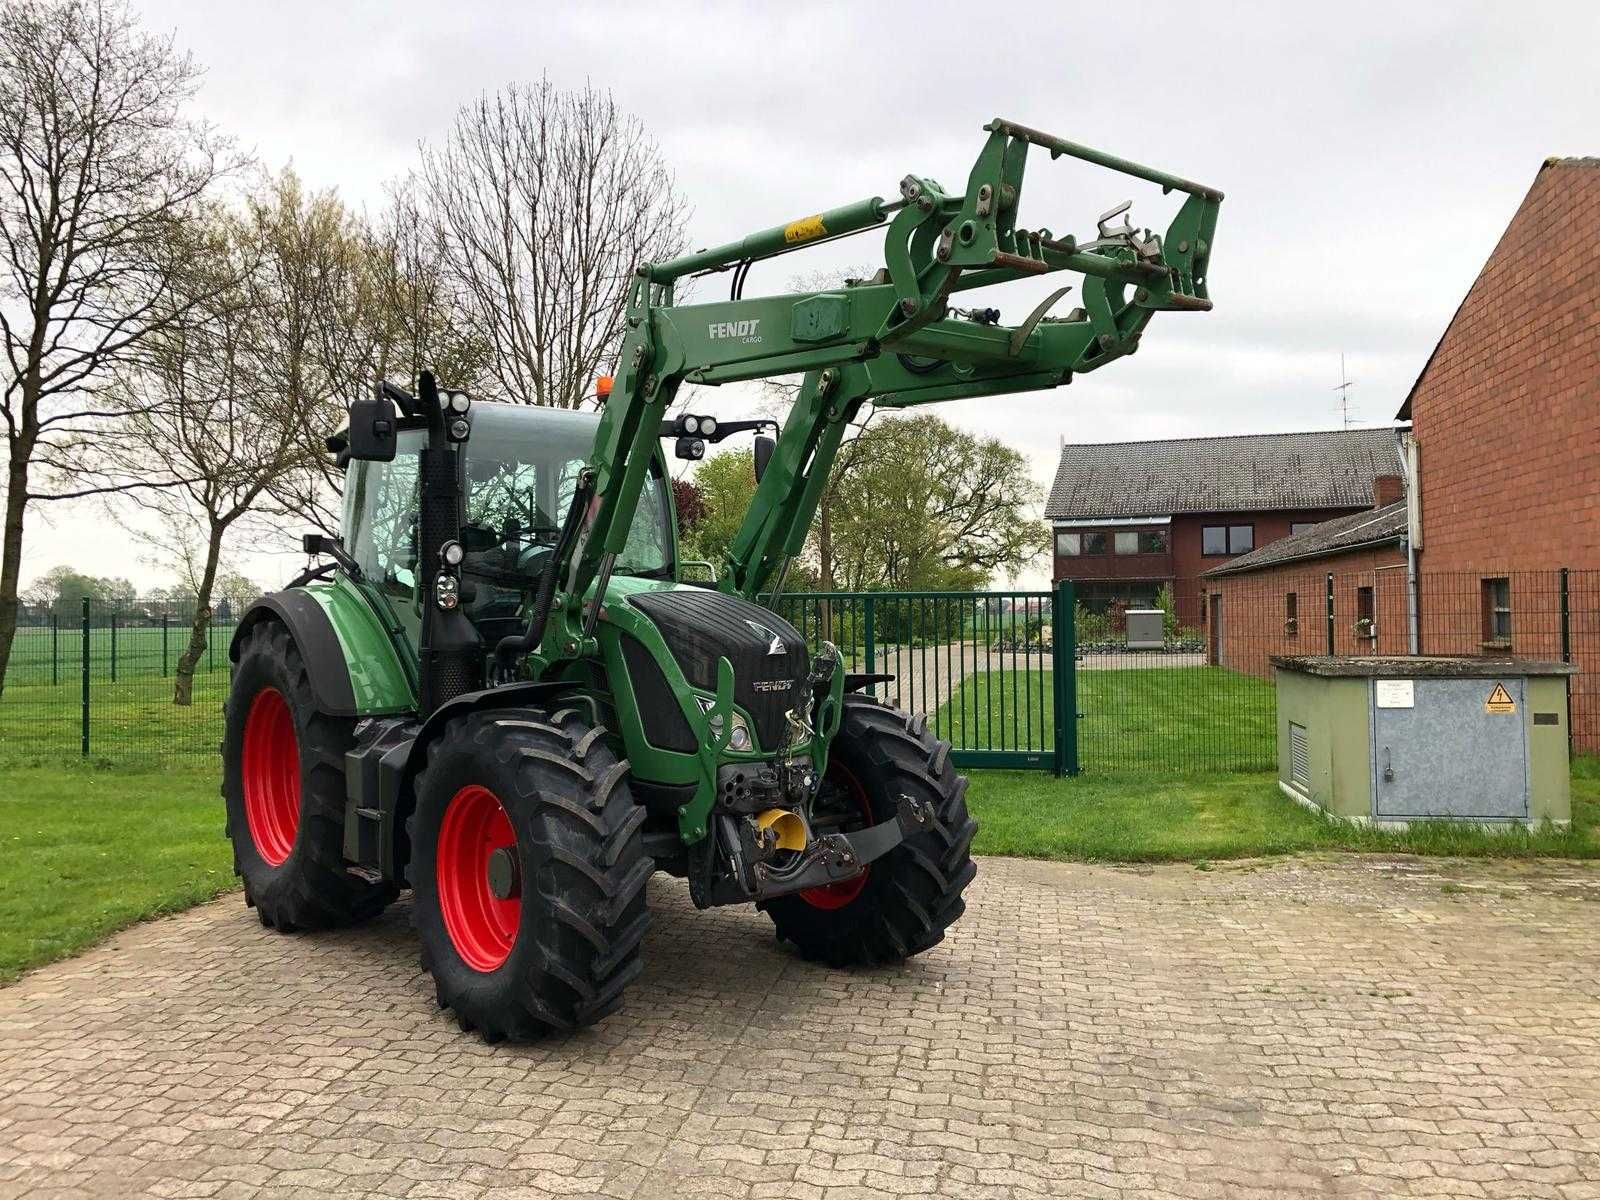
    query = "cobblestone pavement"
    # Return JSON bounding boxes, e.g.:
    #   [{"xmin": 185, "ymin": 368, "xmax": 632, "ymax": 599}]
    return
[{"xmin": 3, "ymin": 855, "xmax": 1599, "ymax": 1199}]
